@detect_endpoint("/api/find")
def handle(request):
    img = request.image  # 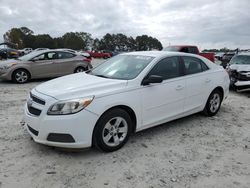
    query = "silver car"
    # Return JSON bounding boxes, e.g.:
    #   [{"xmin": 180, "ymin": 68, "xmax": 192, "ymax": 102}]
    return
[{"xmin": 0, "ymin": 50, "xmax": 92, "ymax": 83}]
